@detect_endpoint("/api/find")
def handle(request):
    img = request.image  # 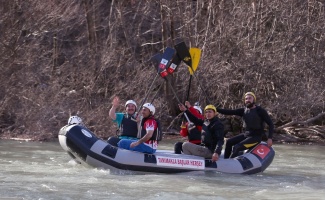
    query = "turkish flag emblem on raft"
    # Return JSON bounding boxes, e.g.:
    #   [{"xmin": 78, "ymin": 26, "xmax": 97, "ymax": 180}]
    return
[{"xmin": 251, "ymin": 144, "xmax": 271, "ymax": 160}]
